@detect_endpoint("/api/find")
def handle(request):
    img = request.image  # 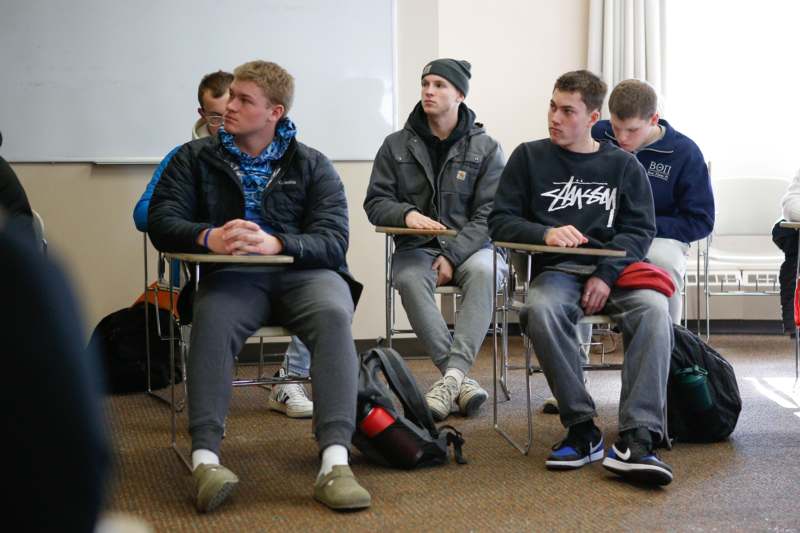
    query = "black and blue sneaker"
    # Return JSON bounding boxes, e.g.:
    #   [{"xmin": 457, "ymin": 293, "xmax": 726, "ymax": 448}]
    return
[
  {"xmin": 602, "ymin": 427, "xmax": 673, "ymax": 486},
  {"xmin": 545, "ymin": 423, "xmax": 604, "ymax": 470}
]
